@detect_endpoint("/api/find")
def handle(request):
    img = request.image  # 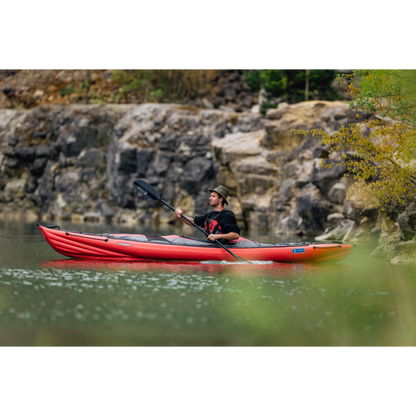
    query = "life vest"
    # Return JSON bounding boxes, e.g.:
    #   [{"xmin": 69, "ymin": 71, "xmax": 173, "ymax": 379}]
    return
[
  {"xmin": 204, "ymin": 210, "xmax": 237, "ymax": 243},
  {"xmin": 204, "ymin": 211, "xmax": 223, "ymax": 235}
]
